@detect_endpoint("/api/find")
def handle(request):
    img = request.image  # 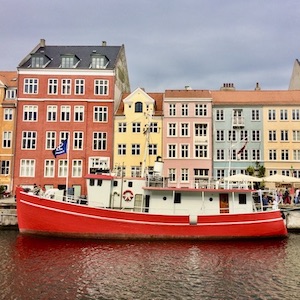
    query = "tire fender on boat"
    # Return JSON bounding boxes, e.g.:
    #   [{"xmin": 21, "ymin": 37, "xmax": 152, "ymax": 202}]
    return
[{"xmin": 123, "ymin": 190, "xmax": 134, "ymax": 201}]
